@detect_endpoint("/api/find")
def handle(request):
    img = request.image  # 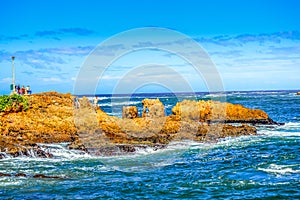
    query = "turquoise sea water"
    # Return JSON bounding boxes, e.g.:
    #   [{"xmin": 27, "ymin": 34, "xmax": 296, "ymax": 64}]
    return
[{"xmin": 1, "ymin": 91, "xmax": 300, "ymax": 199}]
